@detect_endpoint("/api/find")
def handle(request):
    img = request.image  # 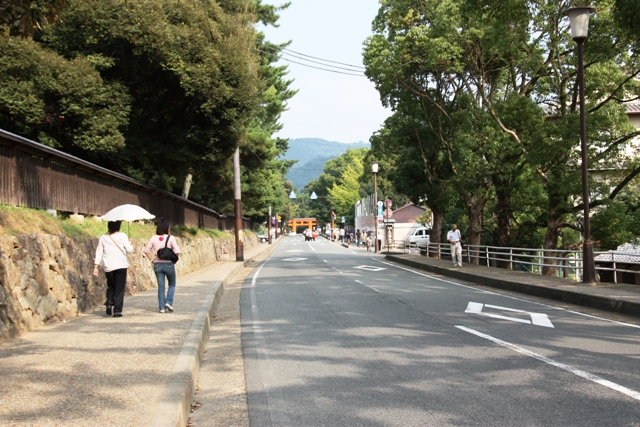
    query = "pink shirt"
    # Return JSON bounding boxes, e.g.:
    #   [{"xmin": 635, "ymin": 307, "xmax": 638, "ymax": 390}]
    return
[{"xmin": 144, "ymin": 234, "xmax": 181, "ymax": 263}]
